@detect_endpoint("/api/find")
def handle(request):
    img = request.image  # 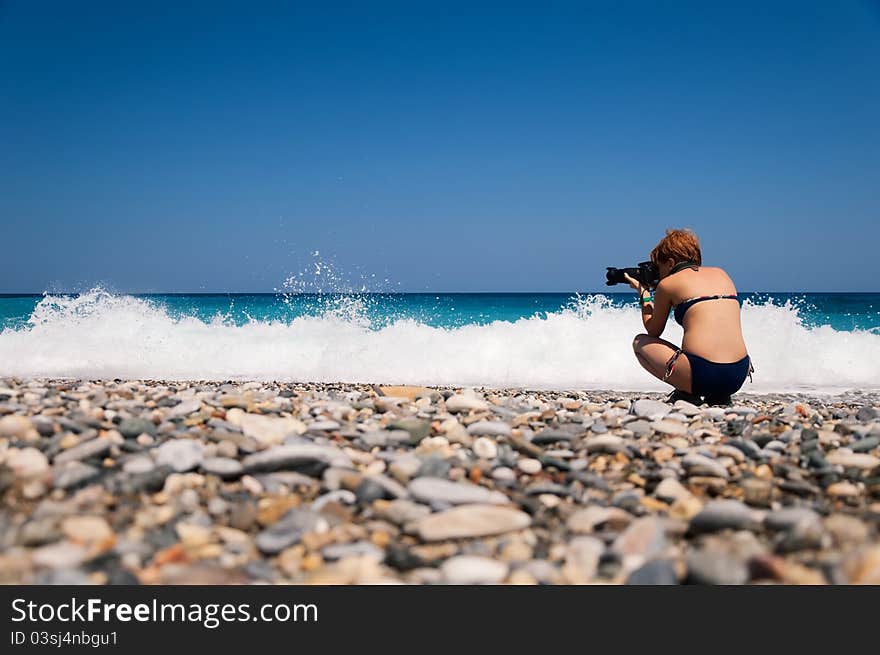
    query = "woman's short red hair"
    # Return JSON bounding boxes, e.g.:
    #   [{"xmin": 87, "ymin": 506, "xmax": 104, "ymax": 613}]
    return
[{"xmin": 650, "ymin": 229, "xmax": 702, "ymax": 266}]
